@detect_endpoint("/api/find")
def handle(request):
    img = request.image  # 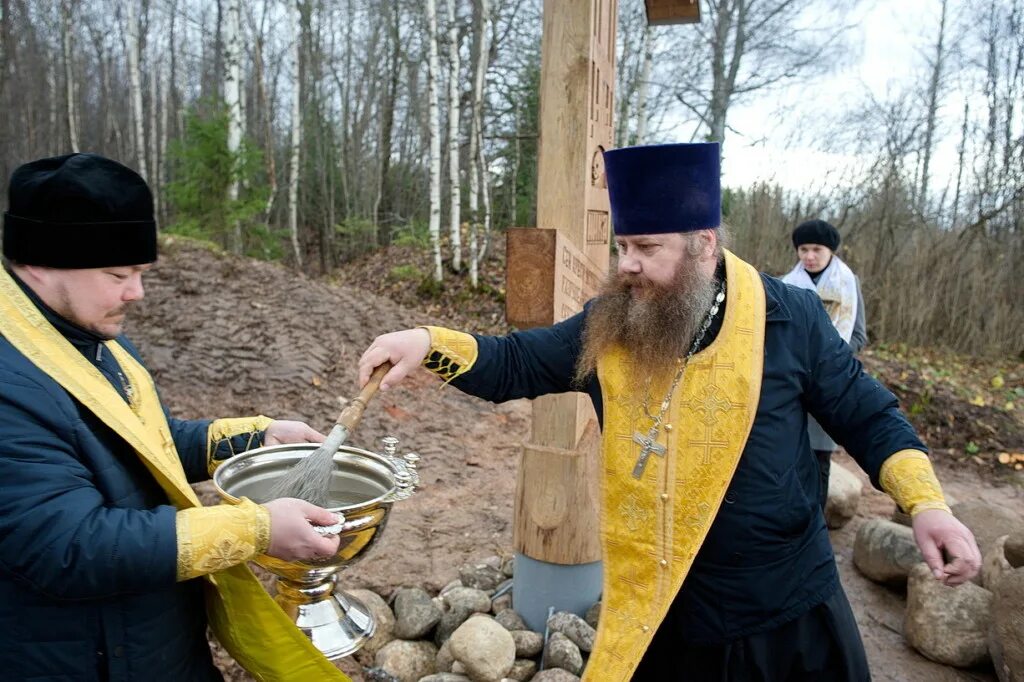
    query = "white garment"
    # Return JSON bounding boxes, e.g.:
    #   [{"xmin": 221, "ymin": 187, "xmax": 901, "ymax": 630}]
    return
[{"xmin": 783, "ymin": 255, "xmax": 859, "ymax": 343}]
